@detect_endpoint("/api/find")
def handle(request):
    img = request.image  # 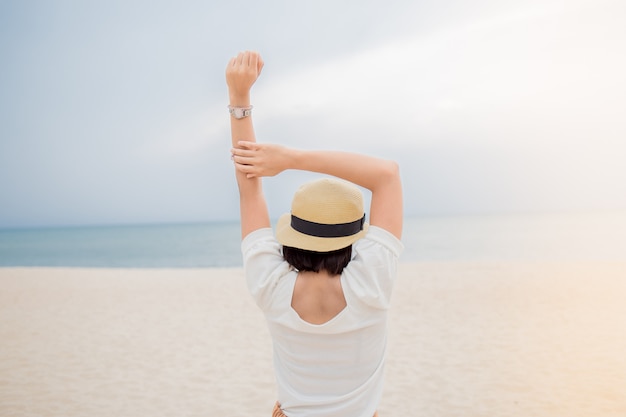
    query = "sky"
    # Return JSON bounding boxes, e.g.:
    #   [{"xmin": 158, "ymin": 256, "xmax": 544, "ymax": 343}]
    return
[{"xmin": 1, "ymin": 0, "xmax": 625, "ymax": 228}]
